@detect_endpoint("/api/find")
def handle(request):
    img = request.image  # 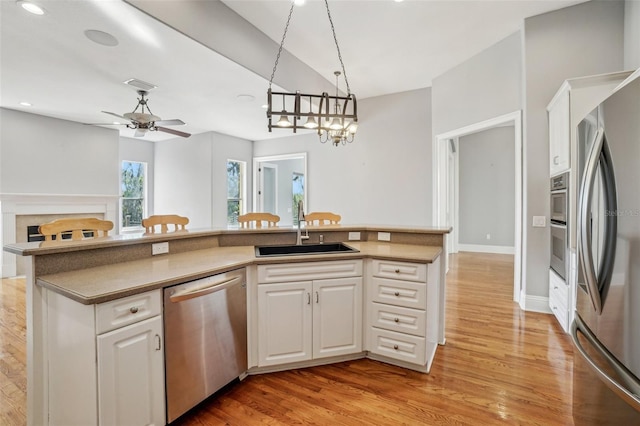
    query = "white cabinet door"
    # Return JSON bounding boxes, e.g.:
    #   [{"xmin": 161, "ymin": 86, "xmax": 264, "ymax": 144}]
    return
[
  {"xmin": 97, "ymin": 316, "xmax": 165, "ymax": 426},
  {"xmin": 312, "ymin": 277, "xmax": 362, "ymax": 359},
  {"xmin": 258, "ymin": 281, "xmax": 313, "ymax": 366},
  {"xmin": 549, "ymin": 88, "xmax": 570, "ymax": 175}
]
